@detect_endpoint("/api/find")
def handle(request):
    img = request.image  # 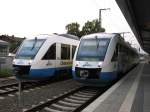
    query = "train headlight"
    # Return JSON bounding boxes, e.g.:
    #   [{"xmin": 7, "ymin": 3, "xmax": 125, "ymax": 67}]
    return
[
  {"xmin": 28, "ymin": 60, "xmax": 33, "ymax": 65},
  {"xmin": 75, "ymin": 62, "xmax": 79, "ymax": 67},
  {"xmin": 98, "ymin": 62, "xmax": 102, "ymax": 68},
  {"xmin": 12, "ymin": 60, "xmax": 16, "ymax": 65}
]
